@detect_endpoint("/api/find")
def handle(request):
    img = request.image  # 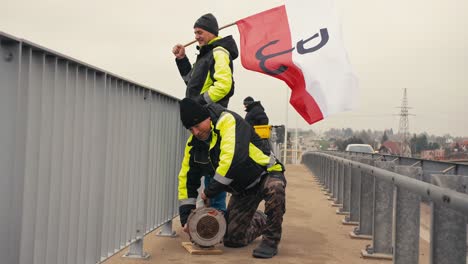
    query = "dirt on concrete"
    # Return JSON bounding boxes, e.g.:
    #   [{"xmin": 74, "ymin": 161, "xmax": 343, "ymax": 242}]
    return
[{"xmin": 103, "ymin": 164, "xmax": 429, "ymax": 264}]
